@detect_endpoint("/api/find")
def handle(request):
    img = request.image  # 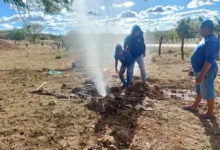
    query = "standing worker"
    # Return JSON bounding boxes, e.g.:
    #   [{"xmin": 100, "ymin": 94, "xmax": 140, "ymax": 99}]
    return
[
  {"xmin": 124, "ymin": 25, "xmax": 147, "ymax": 85},
  {"xmin": 184, "ymin": 20, "xmax": 219, "ymax": 119}
]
